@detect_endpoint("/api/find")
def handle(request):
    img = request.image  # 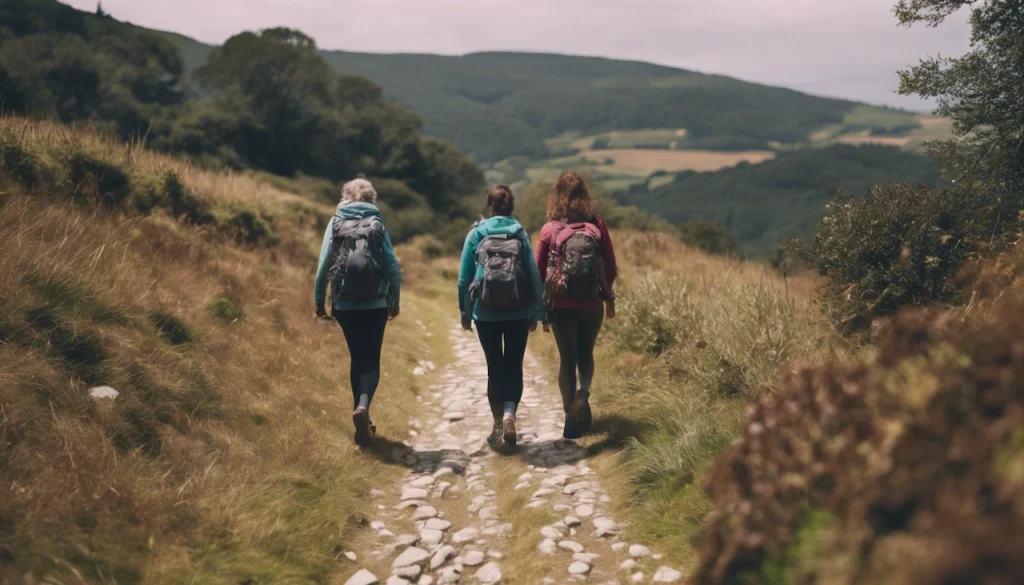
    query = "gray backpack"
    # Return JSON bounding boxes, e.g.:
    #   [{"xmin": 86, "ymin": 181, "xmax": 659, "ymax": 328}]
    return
[
  {"xmin": 330, "ymin": 215, "xmax": 386, "ymax": 302},
  {"xmin": 472, "ymin": 233, "xmax": 532, "ymax": 311}
]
